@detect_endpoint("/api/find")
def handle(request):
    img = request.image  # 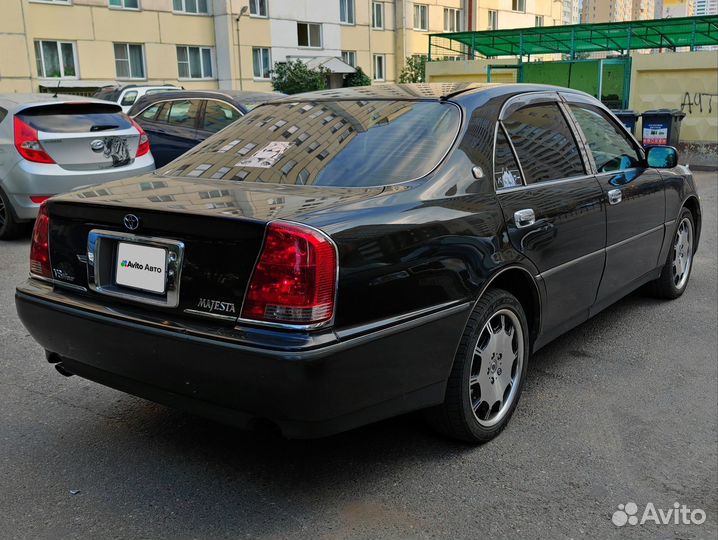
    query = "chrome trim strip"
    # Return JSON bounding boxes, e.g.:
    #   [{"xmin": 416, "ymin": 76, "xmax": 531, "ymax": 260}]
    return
[
  {"xmin": 540, "ymin": 248, "xmax": 605, "ymax": 280},
  {"xmin": 183, "ymin": 309, "xmax": 238, "ymax": 322},
  {"xmin": 496, "ymin": 174, "xmax": 596, "ymax": 193},
  {"xmin": 334, "ymin": 301, "xmax": 471, "ymax": 343},
  {"xmin": 605, "ymin": 224, "xmax": 664, "ymax": 252},
  {"xmin": 54, "ymin": 281, "xmax": 88, "ymax": 293}
]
